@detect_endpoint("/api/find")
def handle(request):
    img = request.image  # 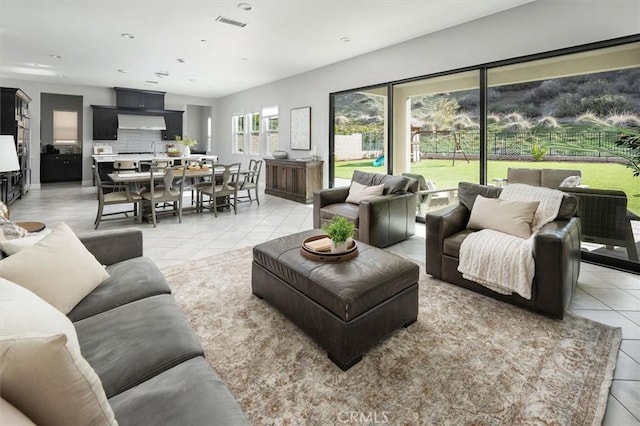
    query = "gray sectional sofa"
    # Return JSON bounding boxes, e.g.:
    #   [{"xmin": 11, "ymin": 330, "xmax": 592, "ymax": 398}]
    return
[{"xmin": 70, "ymin": 228, "xmax": 248, "ymax": 425}]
